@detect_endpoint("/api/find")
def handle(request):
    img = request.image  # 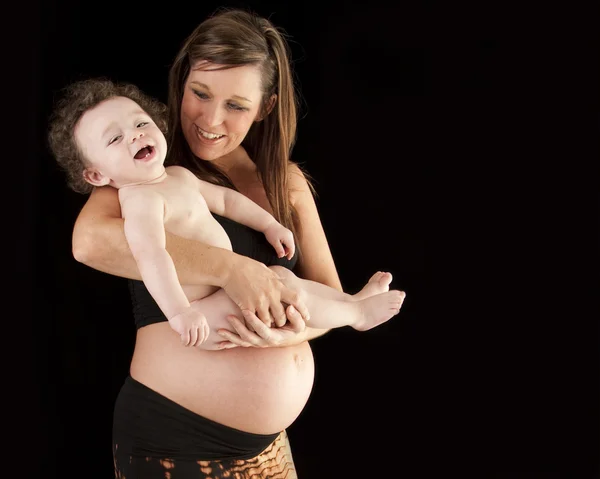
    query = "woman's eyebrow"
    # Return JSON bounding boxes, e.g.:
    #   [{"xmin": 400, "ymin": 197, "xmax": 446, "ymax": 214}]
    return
[{"xmin": 190, "ymin": 81, "xmax": 252, "ymax": 103}]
